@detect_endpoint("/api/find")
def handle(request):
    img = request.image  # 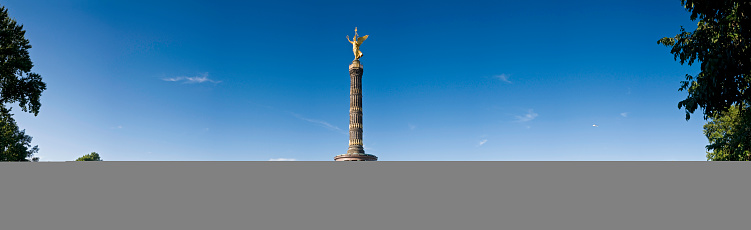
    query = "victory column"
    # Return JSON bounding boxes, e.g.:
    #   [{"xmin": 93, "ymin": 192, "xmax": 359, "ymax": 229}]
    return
[{"xmin": 334, "ymin": 28, "xmax": 378, "ymax": 161}]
